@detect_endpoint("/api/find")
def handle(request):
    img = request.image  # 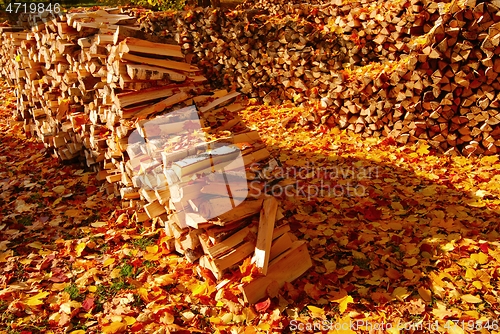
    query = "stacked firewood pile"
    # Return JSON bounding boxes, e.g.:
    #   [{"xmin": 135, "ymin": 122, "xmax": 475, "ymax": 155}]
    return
[
  {"xmin": 0, "ymin": 9, "xmax": 312, "ymax": 304},
  {"xmin": 139, "ymin": 0, "xmax": 500, "ymax": 156}
]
